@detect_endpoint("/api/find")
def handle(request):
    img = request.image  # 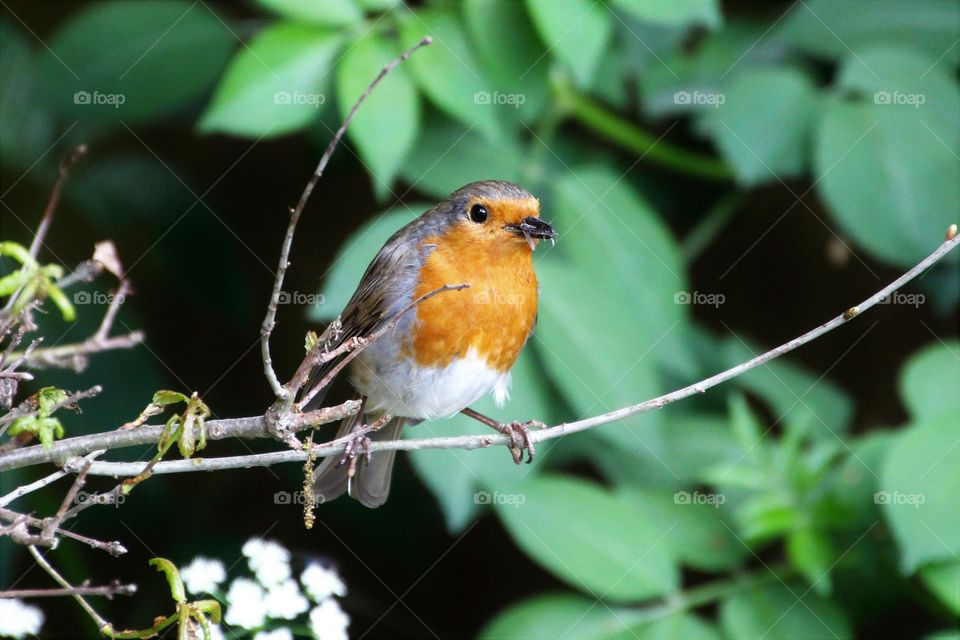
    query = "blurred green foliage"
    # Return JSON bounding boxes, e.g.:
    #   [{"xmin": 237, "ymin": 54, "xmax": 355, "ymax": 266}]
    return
[{"xmin": 2, "ymin": 0, "xmax": 959, "ymax": 638}]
